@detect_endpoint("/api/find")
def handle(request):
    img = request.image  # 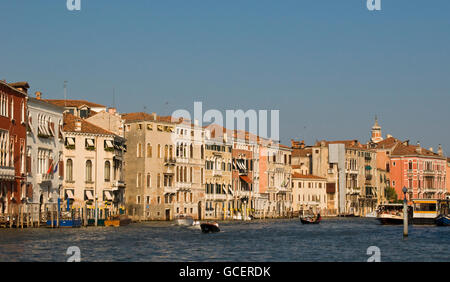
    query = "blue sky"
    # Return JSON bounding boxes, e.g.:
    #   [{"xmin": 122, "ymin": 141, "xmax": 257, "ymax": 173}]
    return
[{"xmin": 1, "ymin": 0, "xmax": 449, "ymax": 153}]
